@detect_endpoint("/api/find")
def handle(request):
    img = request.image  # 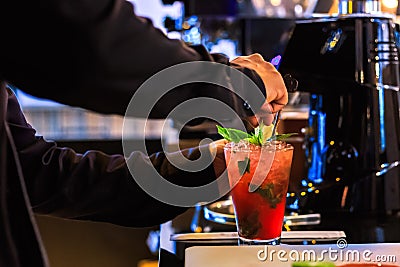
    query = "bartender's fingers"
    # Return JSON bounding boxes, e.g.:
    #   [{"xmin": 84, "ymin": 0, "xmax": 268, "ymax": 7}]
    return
[
  {"xmin": 209, "ymin": 139, "xmax": 228, "ymax": 156},
  {"xmin": 231, "ymin": 54, "xmax": 288, "ymax": 113},
  {"xmin": 209, "ymin": 139, "xmax": 228, "ymax": 177},
  {"xmin": 256, "ymin": 111, "xmax": 274, "ymax": 126},
  {"xmin": 244, "ymin": 116, "xmax": 258, "ymax": 128},
  {"xmin": 231, "ymin": 53, "xmax": 266, "ymax": 66},
  {"xmin": 245, "ymin": 114, "xmax": 273, "ymax": 127}
]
